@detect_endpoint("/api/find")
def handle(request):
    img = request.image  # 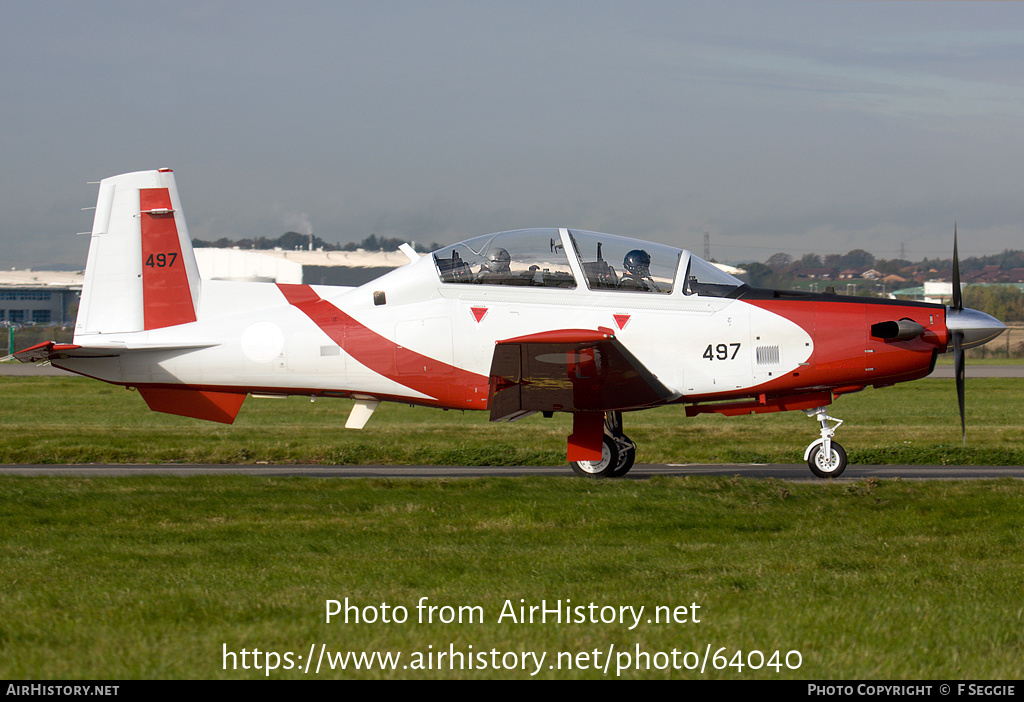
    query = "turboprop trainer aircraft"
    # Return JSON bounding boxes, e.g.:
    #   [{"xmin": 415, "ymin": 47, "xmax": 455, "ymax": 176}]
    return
[{"xmin": 11, "ymin": 169, "xmax": 1008, "ymax": 477}]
